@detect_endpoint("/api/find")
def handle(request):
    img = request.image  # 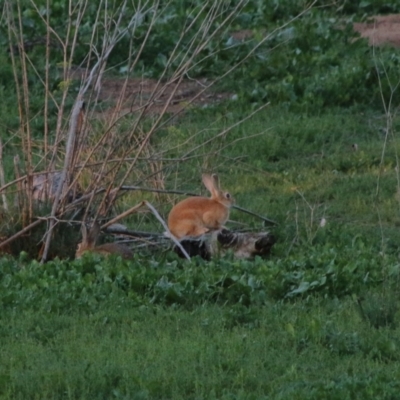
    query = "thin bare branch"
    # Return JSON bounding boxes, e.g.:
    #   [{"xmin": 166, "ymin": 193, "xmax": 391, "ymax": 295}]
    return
[
  {"xmin": 0, "ymin": 219, "xmax": 43, "ymax": 251},
  {"xmin": 144, "ymin": 201, "xmax": 191, "ymax": 260},
  {"xmin": 101, "ymin": 202, "xmax": 145, "ymax": 229},
  {"xmin": 0, "ymin": 140, "xmax": 8, "ymax": 211},
  {"xmin": 40, "ymin": 100, "xmax": 85, "ymax": 262},
  {"xmin": 232, "ymin": 205, "xmax": 278, "ymax": 226}
]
